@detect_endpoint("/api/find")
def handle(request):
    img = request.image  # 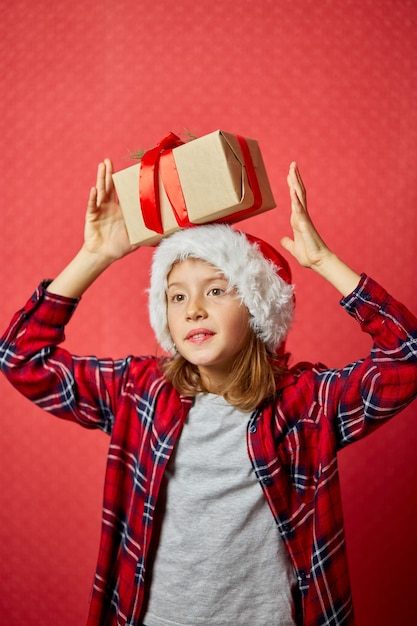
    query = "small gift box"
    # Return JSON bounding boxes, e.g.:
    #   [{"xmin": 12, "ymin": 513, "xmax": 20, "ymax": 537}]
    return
[{"xmin": 112, "ymin": 129, "xmax": 276, "ymax": 246}]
